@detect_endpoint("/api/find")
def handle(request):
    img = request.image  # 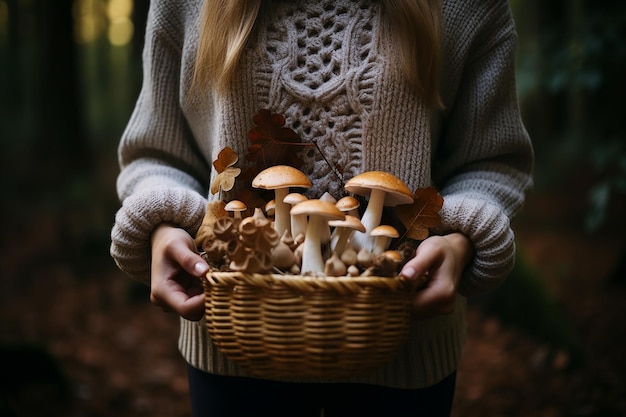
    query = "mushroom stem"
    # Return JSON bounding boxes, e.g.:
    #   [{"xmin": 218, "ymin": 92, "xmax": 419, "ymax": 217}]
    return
[
  {"xmin": 372, "ymin": 235, "xmax": 392, "ymax": 255},
  {"xmin": 350, "ymin": 188, "xmax": 385, "ymax": 251},
  {"xmin": 274, "ymin": 188, "xmax": 290, "ymax": 237},
  {"xmin": 300, "ymin": 215, "xmax": 326, "ymax": 274},
  {"xmin": 332, "ymin": 228, "xmax": 352, "ymax": 256}
]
